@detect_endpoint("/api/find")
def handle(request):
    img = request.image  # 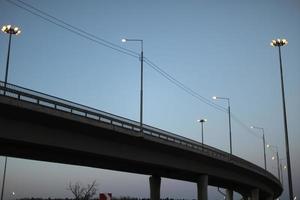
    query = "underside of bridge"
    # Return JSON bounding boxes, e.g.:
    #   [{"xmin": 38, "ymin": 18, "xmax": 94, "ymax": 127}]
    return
[{"xmin": 0, "ymin": 95, "xmax": 282, "ymax": 200}]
